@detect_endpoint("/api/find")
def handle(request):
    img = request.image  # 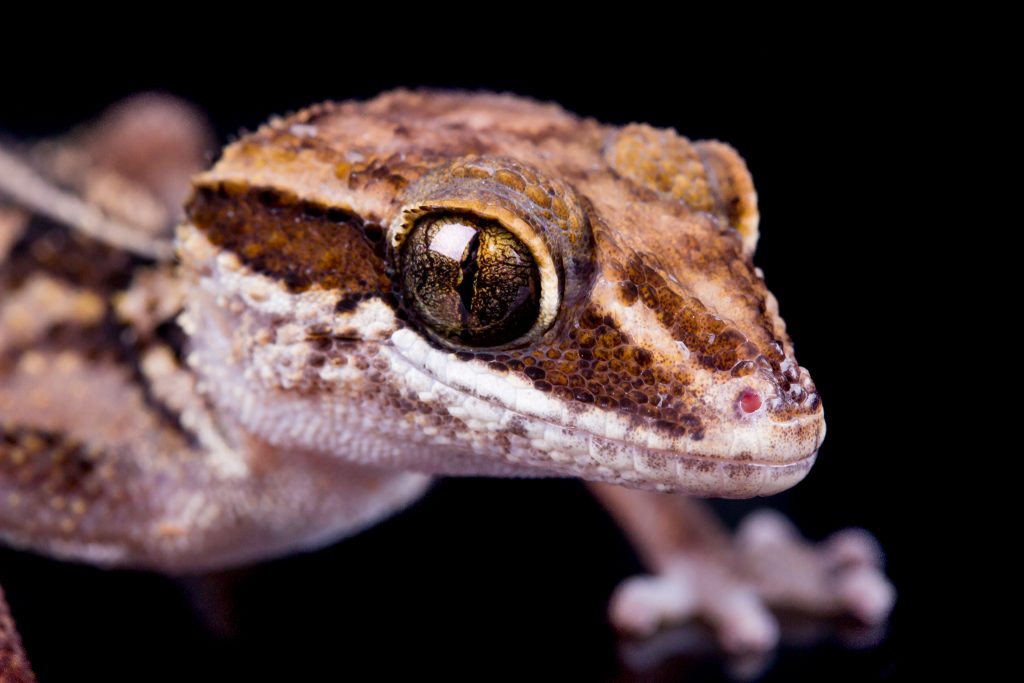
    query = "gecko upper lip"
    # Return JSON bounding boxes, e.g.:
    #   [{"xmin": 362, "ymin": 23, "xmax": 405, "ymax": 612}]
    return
[{"xmin": 389, "ymin": 330, "xmax": 823, "ymax": 495}]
